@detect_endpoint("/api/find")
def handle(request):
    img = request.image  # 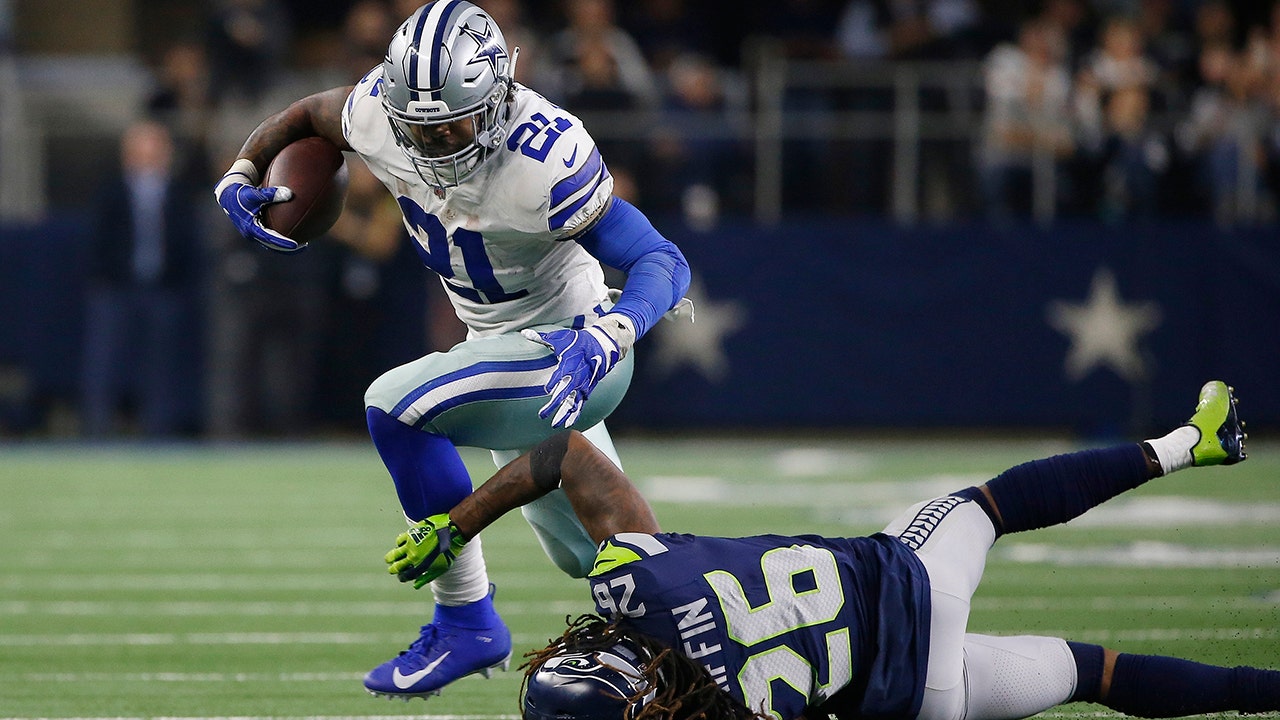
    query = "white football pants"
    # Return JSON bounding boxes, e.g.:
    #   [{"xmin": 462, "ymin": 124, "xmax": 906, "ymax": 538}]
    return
[{"xmin": 882, "ymin": 496, "xmax": 1078, "ymax": 720}]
